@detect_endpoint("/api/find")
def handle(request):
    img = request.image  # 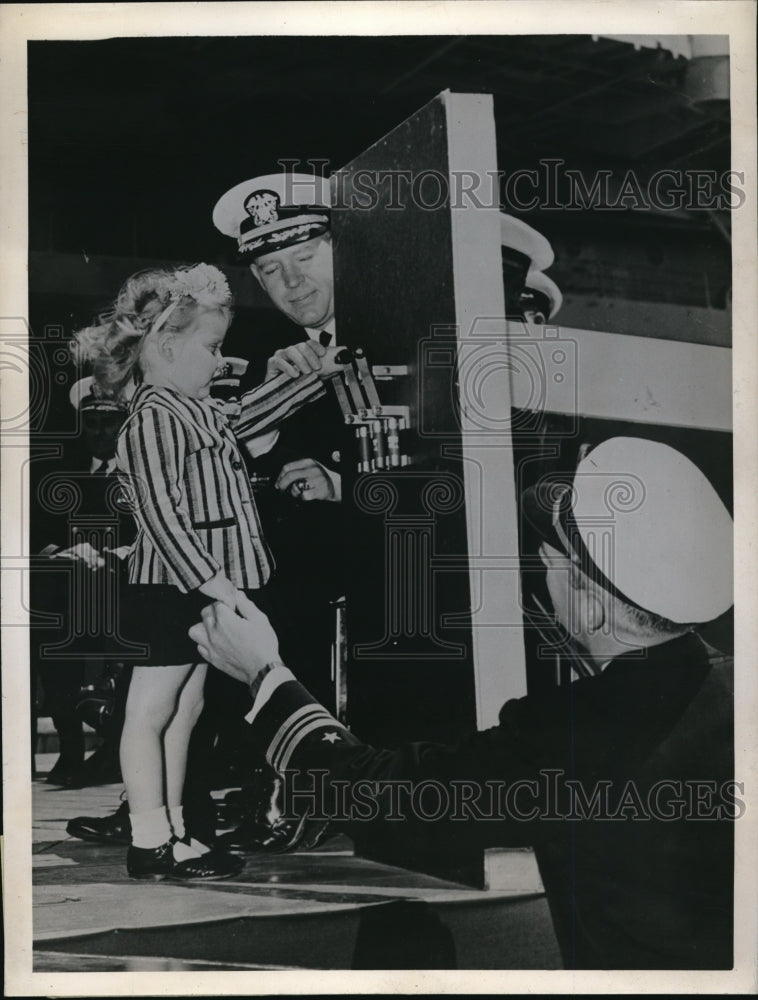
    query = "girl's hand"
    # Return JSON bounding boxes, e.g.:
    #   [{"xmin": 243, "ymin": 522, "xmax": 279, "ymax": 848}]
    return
[{"xmin": 199, "ymin": 571, "xmax": 237, "ymax": 609}]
